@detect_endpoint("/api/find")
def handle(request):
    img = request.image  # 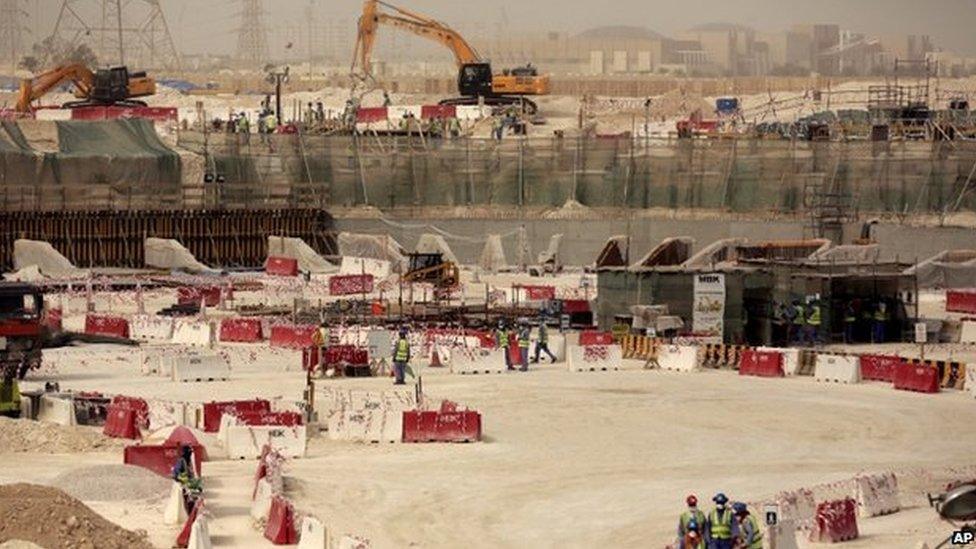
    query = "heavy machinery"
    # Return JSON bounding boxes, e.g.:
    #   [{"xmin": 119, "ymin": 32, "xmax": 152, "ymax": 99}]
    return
[
  {"xmin": 15, "ymin": 63, "xmax": 157, "ymax": 113},
  {"xmin": 402, "ymin": 253, "xmax": 459, "ymax": 288},
  {"xmin": 351, "ymin": 0, "xmax": 549, "ymax": 113}
]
